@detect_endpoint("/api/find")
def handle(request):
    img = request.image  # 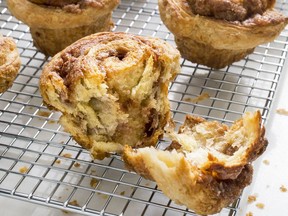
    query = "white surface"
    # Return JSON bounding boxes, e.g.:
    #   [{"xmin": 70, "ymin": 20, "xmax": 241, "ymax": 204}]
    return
[{"xmin": 238, "ymin": 68, "xmax": 288, "ymax": 215}]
